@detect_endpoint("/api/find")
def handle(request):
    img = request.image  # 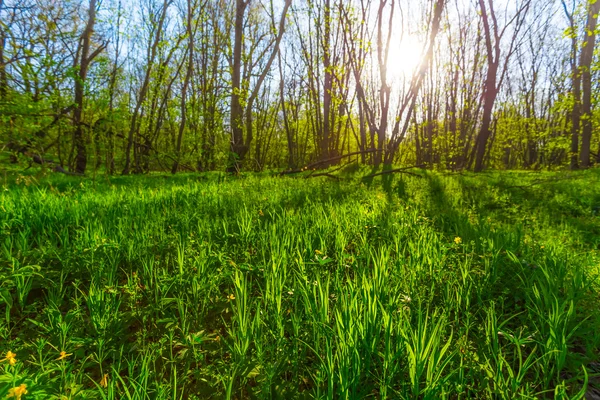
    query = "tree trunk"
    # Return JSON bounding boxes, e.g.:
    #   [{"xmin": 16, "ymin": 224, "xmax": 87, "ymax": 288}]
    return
[
  {"xmin": 228, "ymin": 0, "xmax": 247, "ymax": 173},
  {"xmin": 320, "ymin": 0, "xmax": 333, "ymax": 164},
  {"xmin": 123, "ymin": 0, "xmax": 170, "ymax": 174},
  {"xmin": 571, "ymin": 50, "xmax": 582, "ymax": 170},
  {"xmin": 278, "ymin": 50, "xmax": 296, "ymax": 169},
  {"xmin": 0, "ymin": 0, "xmax": 7, "ymax": 100},
  {"xmin": 473, "ymin": 64, "xmax": 498, "ymax": 172},
  {"xmin": 73, "ymin": 0, "xmax": 100, "ymax": 174},
  {"xmin": 172, "ymin": 0, "xmax": 195, "ymax": 174},
  {"xmin": 579, "ymin": 0, "xmax": 600, "ymax": 168},
  {"xmin": 473, "ymin": 0, "xmax": 498, "ymax": 172},
  {"xmin": 106, "ymin": 0, "xmax": 122, "ymax": 175},
  {"xmin": 473, "ymin": 0, "xmax": 530, "ymax": 172},
  {"xmin": 229, "ymin": 0, "xmax": 291, "ymax": 172}
]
